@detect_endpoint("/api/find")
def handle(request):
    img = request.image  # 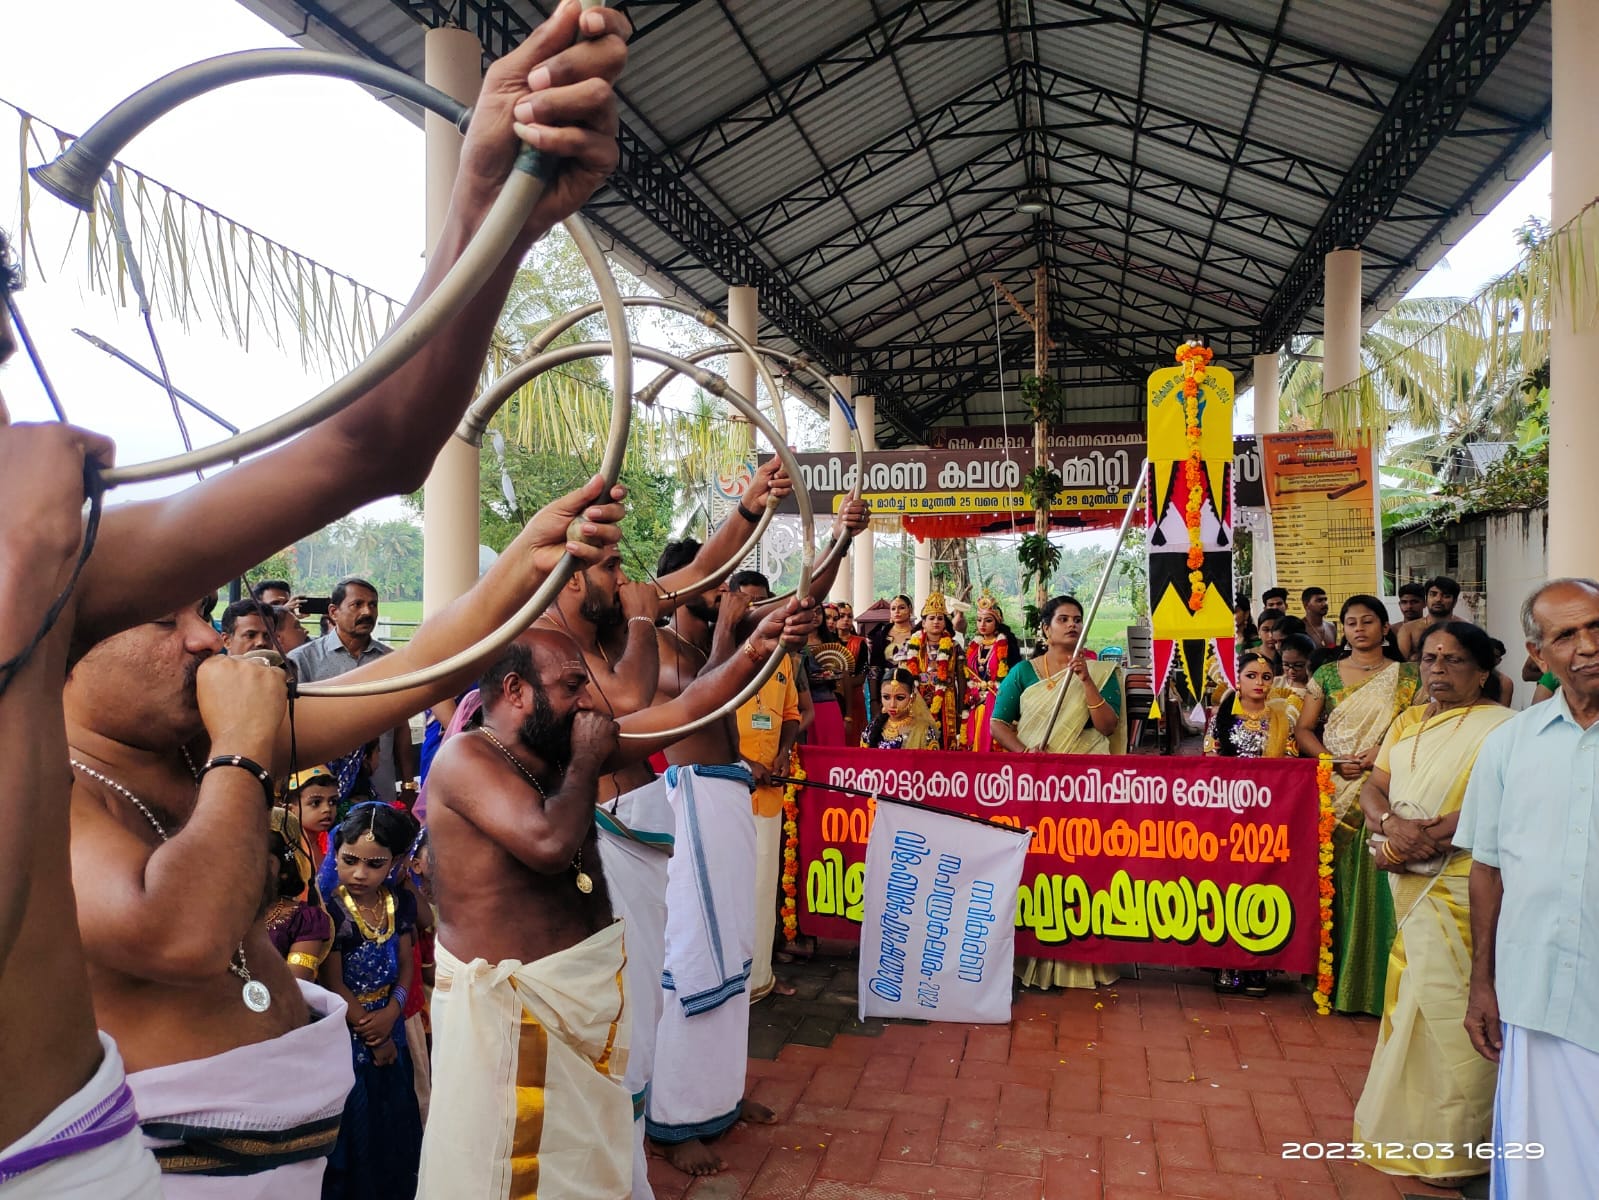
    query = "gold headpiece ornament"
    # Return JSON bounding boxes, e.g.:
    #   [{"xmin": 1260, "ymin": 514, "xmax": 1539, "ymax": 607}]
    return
[
  {"xmin": 975, "ymin": 591, "xmax": 1000, "ymax": 616},
  {"xmin": 921, "ymin": 592, "xmax": 949, "ymax": 618}
]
